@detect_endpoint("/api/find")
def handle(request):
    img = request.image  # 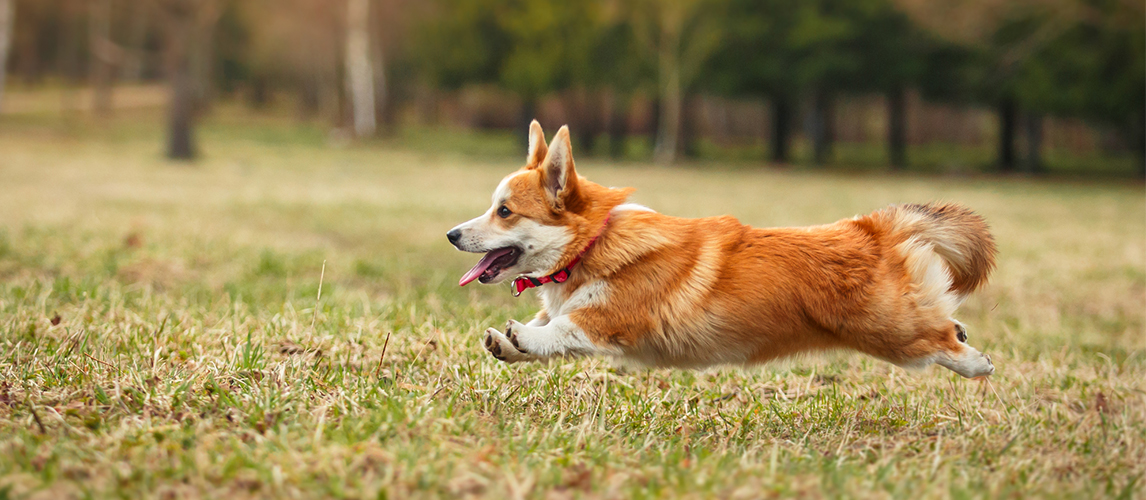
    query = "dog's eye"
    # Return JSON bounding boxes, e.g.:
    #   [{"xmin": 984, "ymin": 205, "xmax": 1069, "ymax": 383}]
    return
[{"xmin": 497, "ymin": 205, "xmax": 512, "ymax": 218}]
